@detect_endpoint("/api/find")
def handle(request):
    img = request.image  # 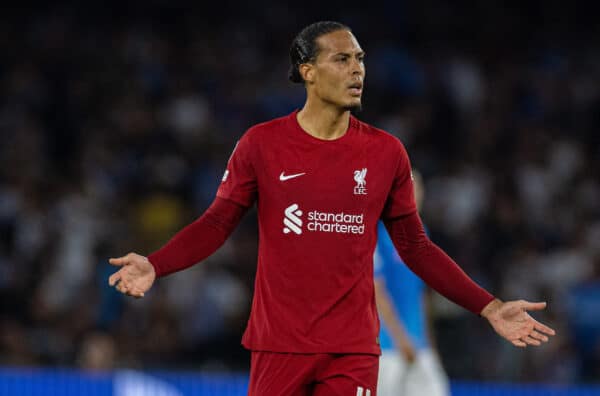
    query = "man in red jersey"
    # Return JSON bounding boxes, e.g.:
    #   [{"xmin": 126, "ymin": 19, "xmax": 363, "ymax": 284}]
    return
[{"xmin": 108, "ymin": 21, "xmax": 555, "ymax": 395}]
